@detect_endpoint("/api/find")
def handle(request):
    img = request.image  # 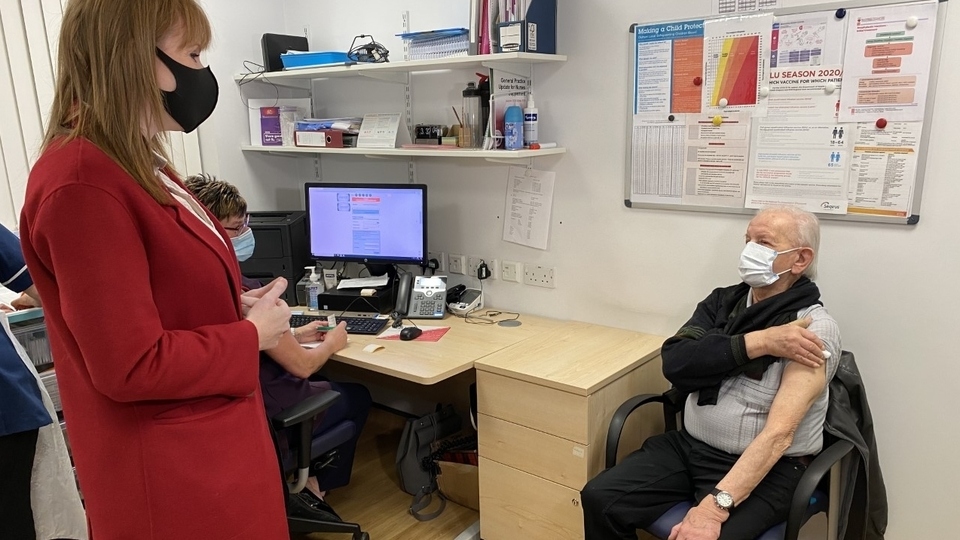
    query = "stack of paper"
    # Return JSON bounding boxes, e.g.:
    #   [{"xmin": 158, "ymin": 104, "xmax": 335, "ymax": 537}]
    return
[{"xmin": 398, "ymin": 29, "xmax": 470, "ymax": 60}]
